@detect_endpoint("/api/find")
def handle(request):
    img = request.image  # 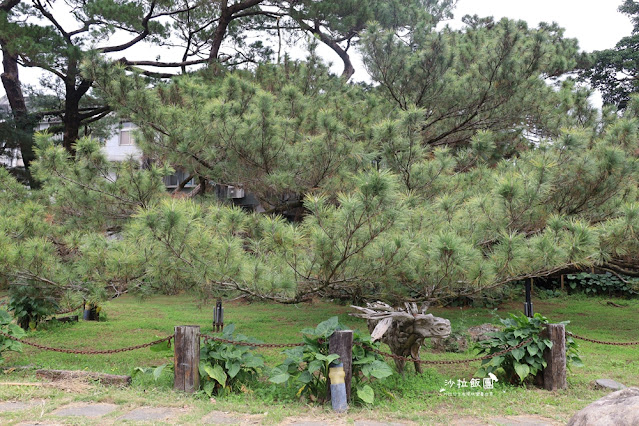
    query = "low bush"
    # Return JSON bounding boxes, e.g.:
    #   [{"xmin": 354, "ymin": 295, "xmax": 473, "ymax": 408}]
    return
[
  {"xmin": 9, "ymin": 283, "xmax": 60, "ymax": 330},
  {"xmin": 475, "ymin": 313, "xmax": 582, "ymax": 385},
  {"xmin": 199, "ymin": 324, "xmax": 264, "ymax": 397},
  {"xmin": 0, "ymin": 309, "xmax": 25, "ymax": 361}
]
